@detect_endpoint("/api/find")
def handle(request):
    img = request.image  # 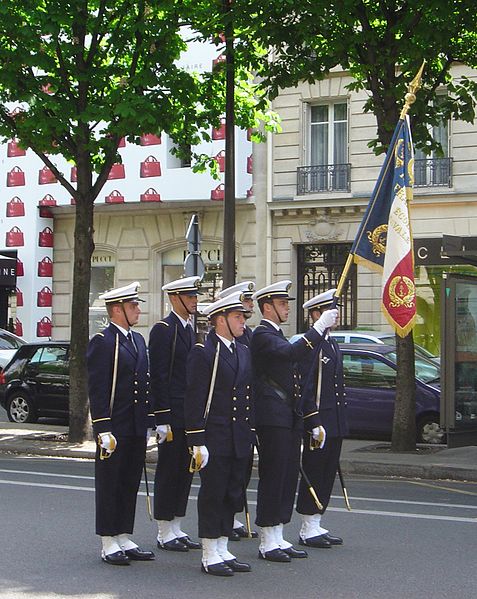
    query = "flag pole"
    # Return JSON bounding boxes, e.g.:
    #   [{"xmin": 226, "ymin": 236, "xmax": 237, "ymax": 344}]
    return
[{"xmin": 332, "ymin": 60, "xmax": 426, "ymax": 308}]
